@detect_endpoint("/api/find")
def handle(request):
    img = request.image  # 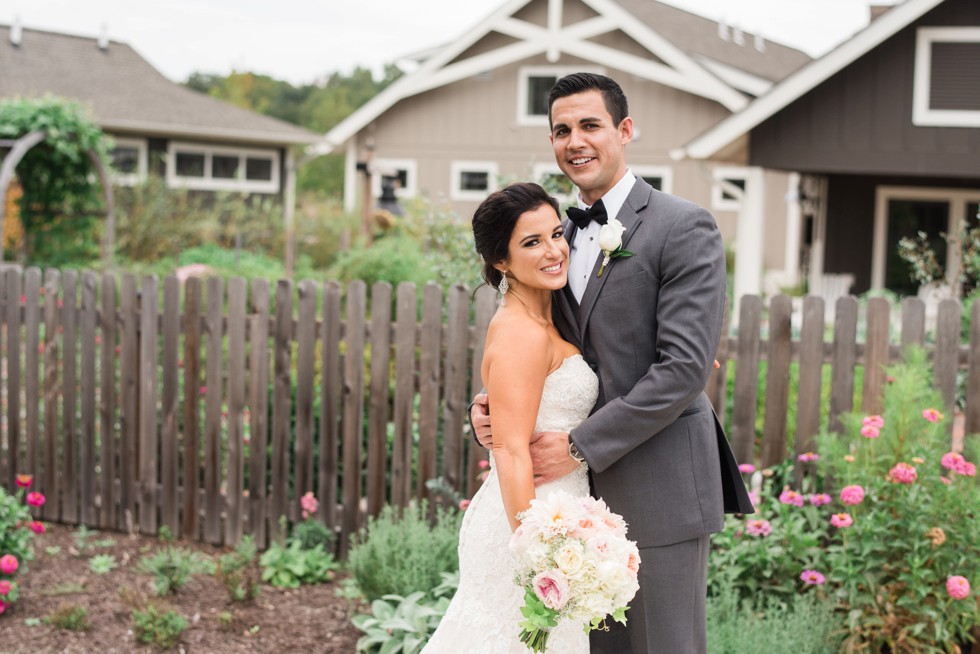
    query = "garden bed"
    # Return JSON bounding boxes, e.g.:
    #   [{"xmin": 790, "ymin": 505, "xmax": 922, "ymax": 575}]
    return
[{"xmin": 1, "ymin": 523, "xmax": 361, "ymax": 653}]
